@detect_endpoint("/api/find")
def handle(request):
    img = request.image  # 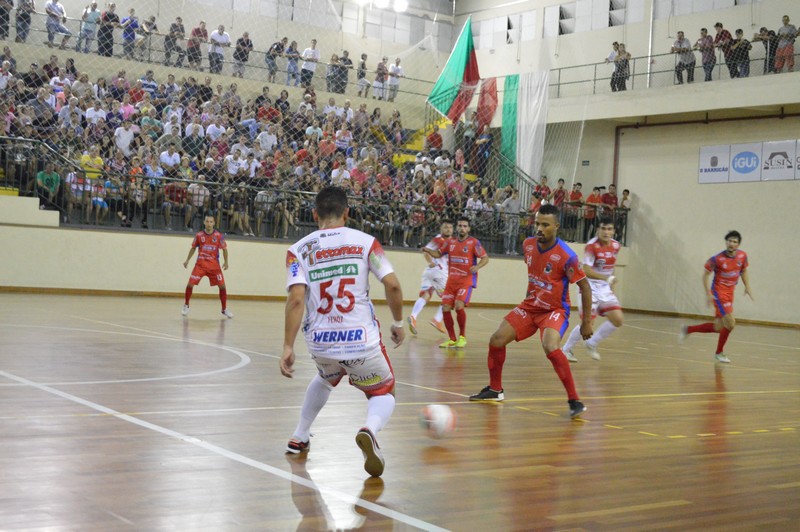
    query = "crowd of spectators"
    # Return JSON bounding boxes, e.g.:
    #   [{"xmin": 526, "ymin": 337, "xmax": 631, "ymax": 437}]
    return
[
  {"xmin": 668, "ymin": 15, "xmax": 797, "ymax": 84},
  {"xmin": 0, "ymin": 48, "xmax": 517, "ymax": 247}
]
